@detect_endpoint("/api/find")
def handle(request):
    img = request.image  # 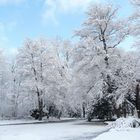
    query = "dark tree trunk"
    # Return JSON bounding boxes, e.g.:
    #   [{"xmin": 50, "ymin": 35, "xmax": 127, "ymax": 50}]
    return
[
  {"xmin": 37, "ymin": 89, "xmax": 43, "ymax": 121},
  {"xmin": 82, "ymin": 103, "xmax": 86, "ymax": 118},
  {"xmin": 38, "ymin": 101, "xmax": 43, "ymax": 120},
  {"xmin": 123, "ymin": 104, "xmax": 127, "ymax": 118},
  {"xmin": 135, "ymin": 84, "xmax": 140, "ymax": 118},
  {"xmin": 114, "ymin": 107, "xmax": 121, "ymax": 118}
]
